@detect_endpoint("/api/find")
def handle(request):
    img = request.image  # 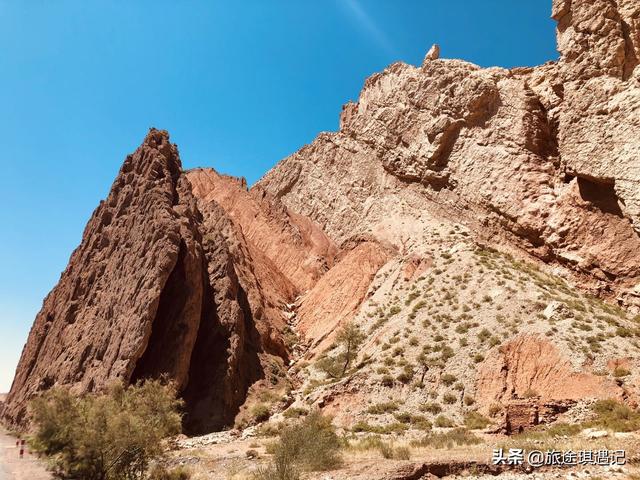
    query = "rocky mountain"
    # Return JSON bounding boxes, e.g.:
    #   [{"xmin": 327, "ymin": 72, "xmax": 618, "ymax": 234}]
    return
[{"xmin": 3, "ymin": 0, "xmax": 639, "ymax": 440}]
